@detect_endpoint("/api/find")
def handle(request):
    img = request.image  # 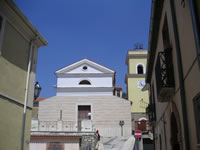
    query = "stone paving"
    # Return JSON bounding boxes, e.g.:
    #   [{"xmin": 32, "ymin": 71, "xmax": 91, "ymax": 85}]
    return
[{"xmin": 97, "ymin": 136, "xmax": 135, "ymax": 150}]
